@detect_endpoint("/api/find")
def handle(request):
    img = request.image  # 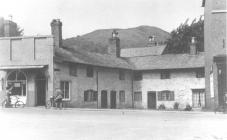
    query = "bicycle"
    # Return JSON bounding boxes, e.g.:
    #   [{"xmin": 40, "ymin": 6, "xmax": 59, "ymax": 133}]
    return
[
  {"xmin": 46, "ymin": 96, "xmax": 63, "ymax": 109},
  {"xmin": 2, "ymin": 95, "xmax": 25, "ymax": 108}
]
